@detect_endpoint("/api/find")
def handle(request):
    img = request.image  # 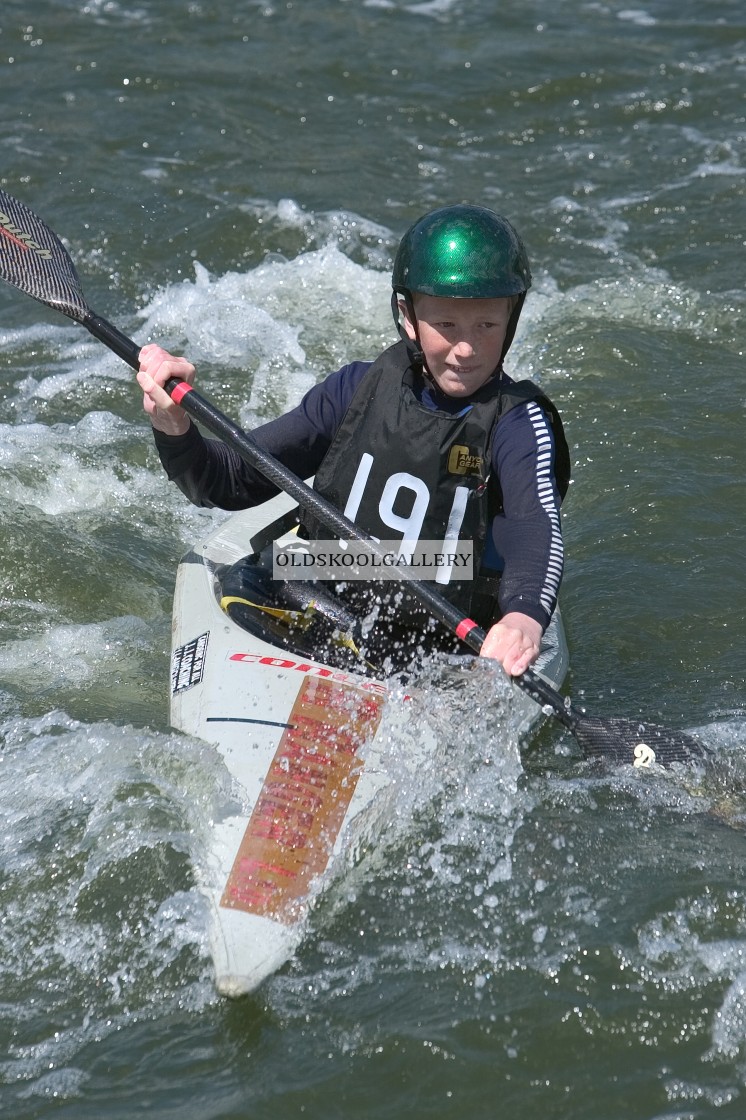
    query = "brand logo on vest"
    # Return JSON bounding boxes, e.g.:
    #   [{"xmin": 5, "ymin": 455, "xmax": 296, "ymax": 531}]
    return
[{"xmin": 447, "ymin": 445, "xmax": 484, "ymax": 477}]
